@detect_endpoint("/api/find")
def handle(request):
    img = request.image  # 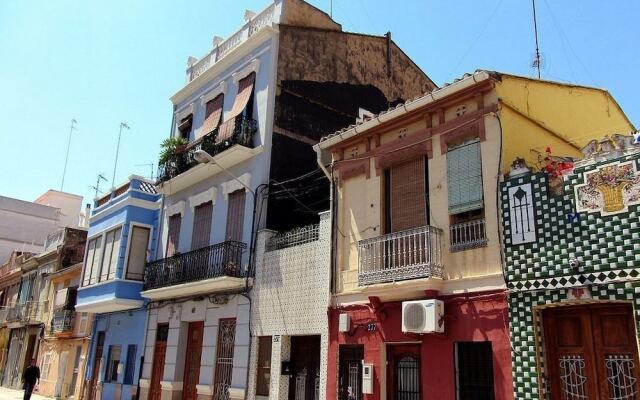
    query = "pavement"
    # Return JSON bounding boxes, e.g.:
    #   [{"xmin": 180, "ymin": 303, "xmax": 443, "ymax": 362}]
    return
[{"xmin": 0, "ymin": 387, "xmax": 53, "ymax": 399}]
